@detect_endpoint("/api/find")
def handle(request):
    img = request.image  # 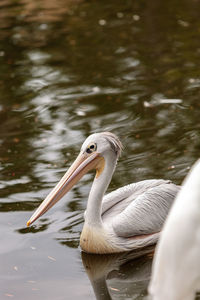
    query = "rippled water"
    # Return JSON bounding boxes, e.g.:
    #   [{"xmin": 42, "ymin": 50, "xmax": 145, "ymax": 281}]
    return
[{"xmin": 0, "ymin": 0, "xmax": 200, "ymax": 299}]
